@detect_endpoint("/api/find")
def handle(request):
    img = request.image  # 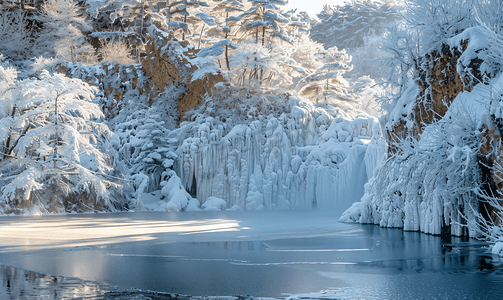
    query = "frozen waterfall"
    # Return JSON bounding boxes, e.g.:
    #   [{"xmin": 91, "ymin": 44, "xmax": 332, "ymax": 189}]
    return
[{"xmin": 177, "ymin": 99, "xmax": 384, "ymax": 211}]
